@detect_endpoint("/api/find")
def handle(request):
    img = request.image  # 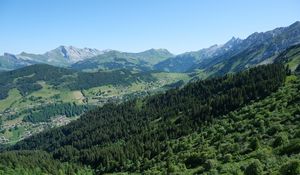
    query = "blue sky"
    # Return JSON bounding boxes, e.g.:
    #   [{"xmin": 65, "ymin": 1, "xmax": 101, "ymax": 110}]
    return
[{"xmin": 0, "ymin": 0, "xmax": 299, "ymax": 54}]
